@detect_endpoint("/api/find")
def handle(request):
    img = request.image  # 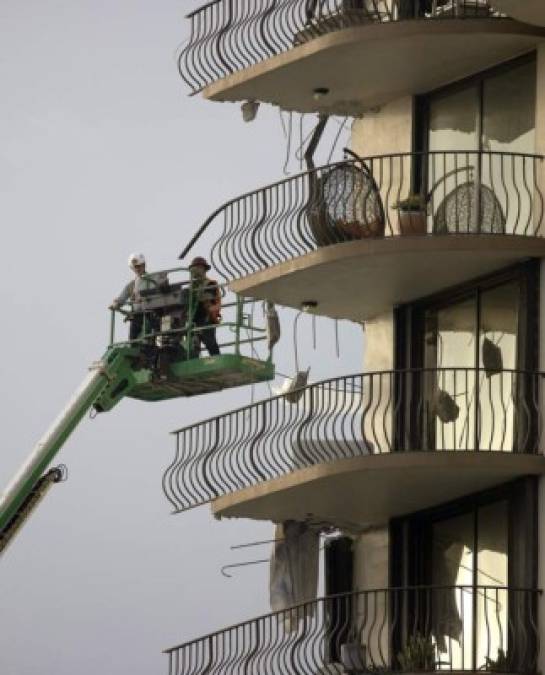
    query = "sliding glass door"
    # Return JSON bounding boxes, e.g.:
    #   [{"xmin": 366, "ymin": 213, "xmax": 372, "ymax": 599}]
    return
[
  {"xmin": 423, "ymin": 57, "xmax": 536, "ymax": 235},
  {"xmin": 431, "ymin": 501, "xmax": 508, "ymax": 670},
  {"xmin": 422, "ymin": 279, "xmax": 520, "ymax": 452}
]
